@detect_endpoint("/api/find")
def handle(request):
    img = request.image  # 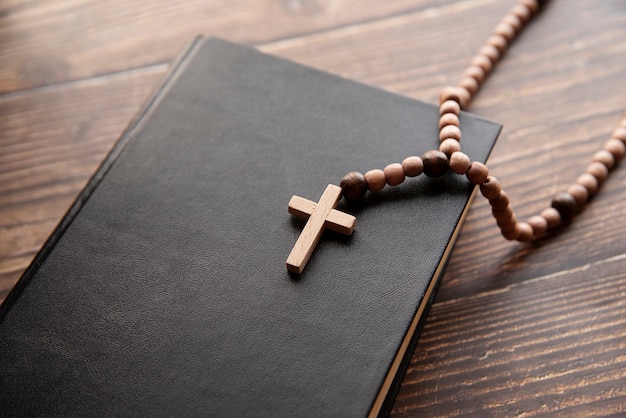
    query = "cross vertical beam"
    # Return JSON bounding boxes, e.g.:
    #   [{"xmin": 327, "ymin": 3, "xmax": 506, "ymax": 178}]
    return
[{"xmin": 286, "ymin": 184, "xmax": 356, "ymax": 274}]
